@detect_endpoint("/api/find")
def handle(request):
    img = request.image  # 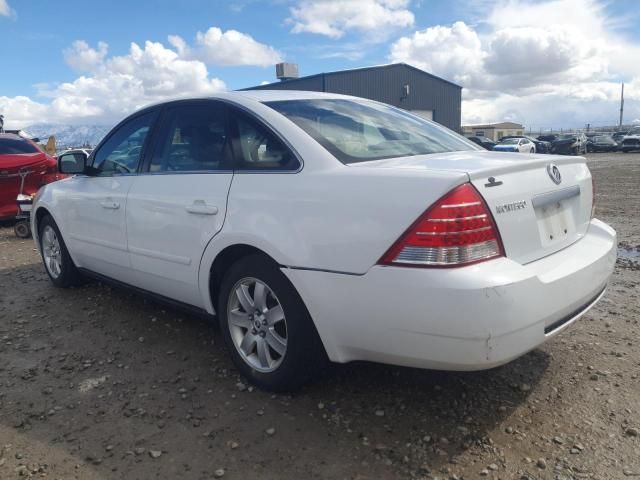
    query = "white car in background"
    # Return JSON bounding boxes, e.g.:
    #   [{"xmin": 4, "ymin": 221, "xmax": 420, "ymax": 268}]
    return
[
  {"xmin": 493, "ymin": 137, "xmax": 536, "ymax": 153},
  {"xmin": 32, "ymin": 91, "xmax": 616, "ymax": 391}
]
